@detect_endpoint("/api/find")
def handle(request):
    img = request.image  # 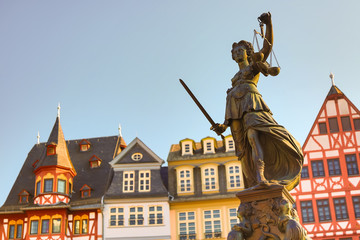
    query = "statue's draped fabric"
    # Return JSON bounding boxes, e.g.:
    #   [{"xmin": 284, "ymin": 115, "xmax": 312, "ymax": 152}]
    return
[{"xmin": 225, "ymin": 76, "xmax": 303, "ymax": 191}]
